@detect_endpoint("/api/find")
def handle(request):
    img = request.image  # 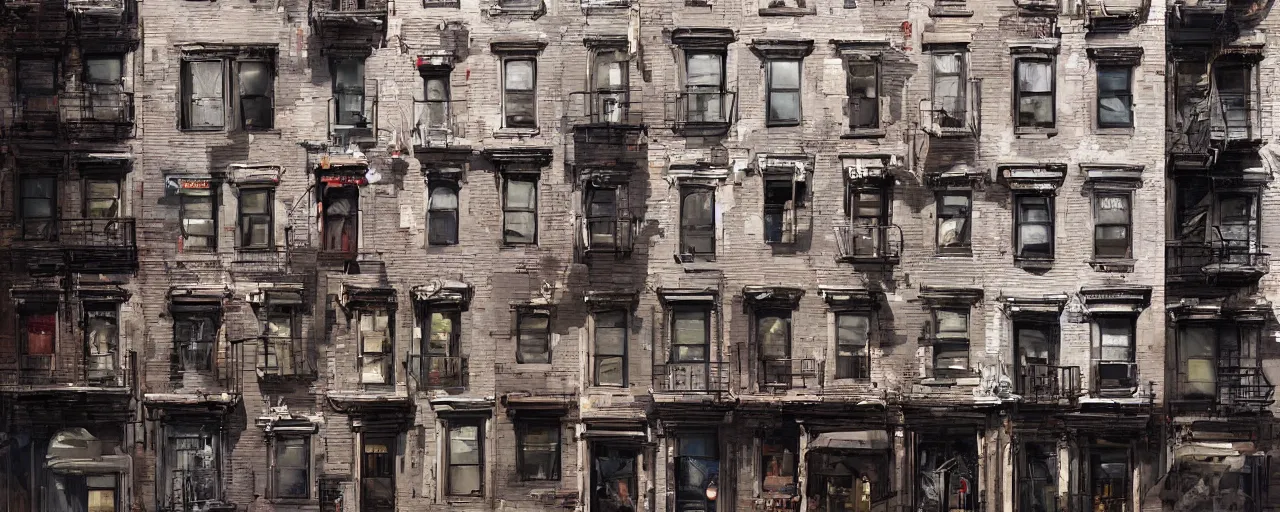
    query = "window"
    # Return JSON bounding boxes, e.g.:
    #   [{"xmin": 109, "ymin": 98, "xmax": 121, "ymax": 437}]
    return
[
  {"xmin": 1215, "ymin": 63, "xmax": 1254, "ymax": 140},
  {"xmin": 320, "ymin": 182, "xmax": 358, "ymax": 253},
  {"xmin": 1014, "ymin": 195, "xmax": 1054, "ymax": 260},
  {"xmin": 679, "ymin": 186, "xmax": 715, "ymax": 259},
  {"xmin": 1178, "ymin": 326, "xmax": 1217, "ymax": 400},
  {"xmin": 503, "ymin": 176, "xmax": 538, "ymax": 244},
  {"xmin": 333, "ymin": 58, "xmax": 368, "ymax": 127},
  {"xmin": 766, "ymin": 59, "xmax": 801, "ymax": 126},
  {"xmin": 1015, "ymin": 58, "xmax": 1055, "ymax": 129},
  {"xmin": 174, "ymin": 314, "xmax": 217, "ymax": 372},
  {"xmin": 179, "ymin": 182, "xmax": 217, "ymax": 251},
  {"xmin": 446, "ymin": 419, "xmax": 484, "ymax": 496},
  {"xmin": 844, "ymin": 182, "xmax": 891, "ymax": 258},
  {"xmin": 757, "ymin": 310, "xmax": 792, "ymax": 387},
  {"xmin": 931, "ymin": 49, "xmax": 966, "ymax": 128},
  {"xmin": 85, "ymin": 303, "xmax": 120, "ymax": 379},
  {"xmin": 672, "ymin": 307, "xmax": 711, "ymax": 363},
  {"xmin": 1018, "ymin": 442, "xmax": 1058, "ymax": 512},
  {"xmin": 516, "ymin": 310, "xmax": 551, "ymax": 364},
  {"xmin": 1094, "ymin": 317, "xmax": 1136, "ymax": 392},
  {"xmin": 517, "ymin": 422, "xmax": 561, "ymax": 481},
  {"xmin": 362, "ymin": 435, "xmax": 396, "ymax": 510},
  {"xmin": 932, "ymin": 308, "xmax": 969, "ymax": 374},
  {"xmin": 1175, "ymin": 325, "xmax": 1261, "ymax": 402},
  {"xmin": 593, "ymin": 50, "xmax": 629, "ymax": 122},
  {"xmin": 936, "ymin": 191, "xmax": 971, "ymax": 253},
  {"xmin": 592, "ymin": 446, "xmax": 638, "ymax": 512},
  {"xmin": 585, "ymin": 186, "xmax": 623, "ymax": 251},
  {"xmin": 1094, "ymin": 194, "xmax": 1131, "ymax": 259},
  {"xmin": 848, "ymin": 60, "xmax": 879, "ymax": 130},
  {"xmin": 1097, "ymin": 66, "xmax": 1133, "ymax": 128},
  {"xmin": 358, "ymin": 310, "xmax": 392, "ymax": 384},
  {"xmin": 594, "ymin": 310, "xmax": 628, "ymax": 387},
  {"xmin": 763, "ymin": 175, "xmax": 806, "ymax": 244},
  {"xmin": 428, "ymin": 181, "xmax": 459, "ymax": 245},
  {"xmin": 20, "ymin": 175, "xmax": 56, "ymax": 239},
  {"xmin": 19, "ymin": 307, "xmax": 56, "ymax": 369},
  {"xmin": 84, "ymin": 55, "xmax": 123, "ymax": 86},
  {"xmin": 87, "ymin": 475, "xmax": 117, "ymax": 512},
  {"xmin": 85, "ymin": 178, "xmax": 121, "ymax": 219},
  {"xmin": 165, "ymin": 424, "xmax": 220, "ymax": 508},
  {"xmin": 761, "ymin": 425, "xmax": 798, "ymax": 497},
  {"xmin": 237, "ymin": 61, "xmax": 274, "ymax": 130},
  {"xmin": 674, "ymin": 433, "xmax": 719, "ymax": 512},
  {"xmin": 422, "ymin": 308, "xmax": 463, "ymax": 388},
  {"xmin": 503, "ymin": 59, "xmax": 537, "ymax": 129},
  {"xmin": 916, "ymin": 433, "xmax": 979, "ymax": 512},
  {"xmin": 17, "ymin": 57, "xmax": 57, "ymax": 120},
  {"xmin": 237, "ymin": 188, "xmax": 273, "ymax": 250},
  {"xmin": 685, "ymin": 52, "xmax": 726, "ymax": 123},
  {"xmin": 262, "ymin": 304, "xmax": 297, "ymax": 375},
  {"xmin": 84, "ymin": 55, "xmax": 126, "ymax": 122},
  {"xmin": 835, "ymin": 312, "xmax": 870, "ymax": 379},
  {"xmin": 182, "ymin": 60, "xmax": 225, "ymax": 130},
  {"xmin": 422, "ymin": 74, "xmax": 451, "ymax": 133},
  {"xmin": 1088, "ymin": 446, "xmax": 1129, "ymax": 512},
  {"xmin": 273, "ymin": 437, "xmax": 310, "ymax": 499}
]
